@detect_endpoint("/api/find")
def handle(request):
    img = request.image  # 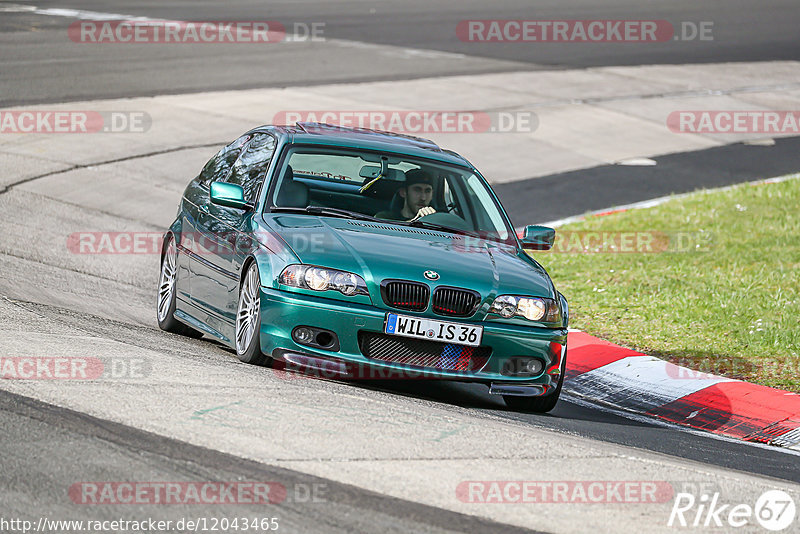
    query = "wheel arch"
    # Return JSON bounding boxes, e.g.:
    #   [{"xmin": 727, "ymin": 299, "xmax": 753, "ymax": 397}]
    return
[
  {"xmin": 240, "ymin": 255, "xmax": 257, "ymax": 288},
  {"xmin": 160, "ymin": 231, "xmax": 174, "ymax": 264},
  {"xmin": 240, "ymin": 247, "xmax": 287, "ymax": 291},
  {"xmin": 160, "ymin": 219, "xmax": 182, "ymax": 263}
]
